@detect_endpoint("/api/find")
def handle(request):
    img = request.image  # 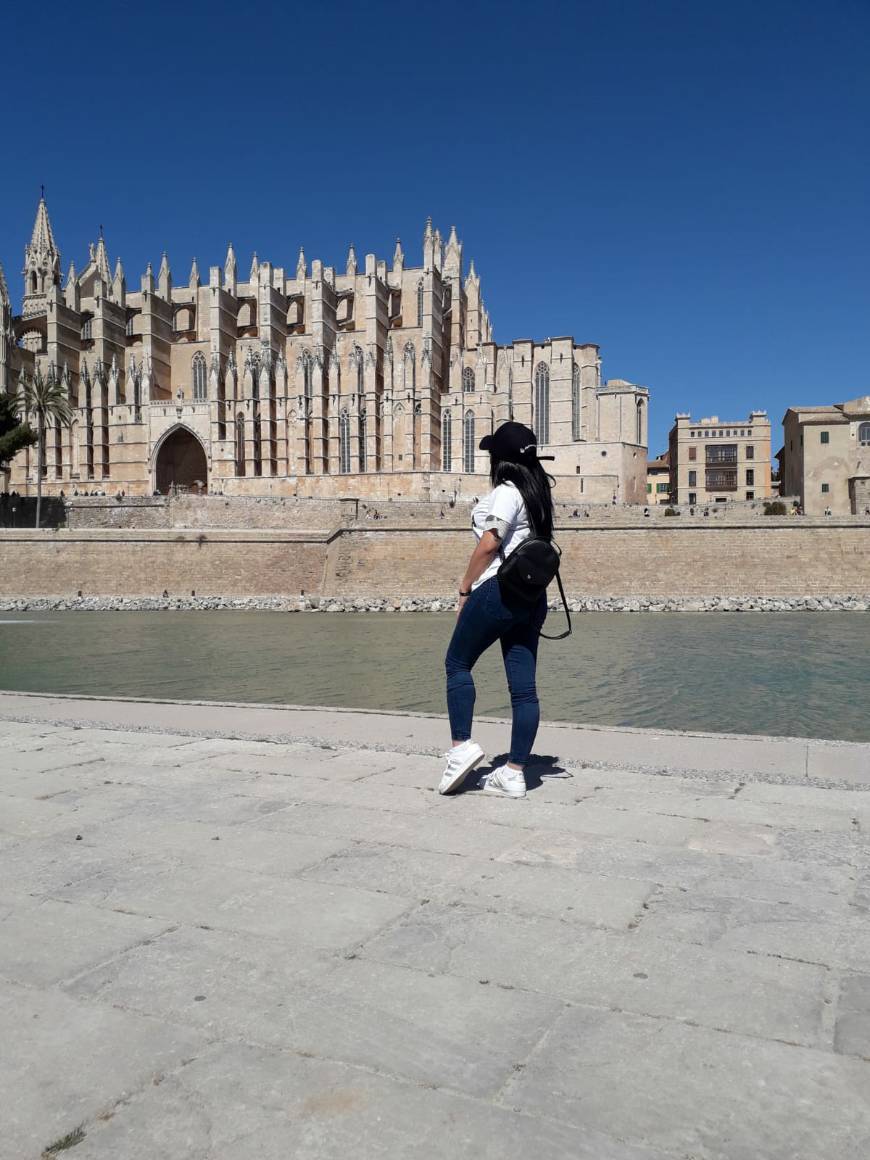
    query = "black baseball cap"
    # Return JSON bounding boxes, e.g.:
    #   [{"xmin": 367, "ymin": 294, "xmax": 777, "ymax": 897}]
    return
[{"xmin": 479, "ymin": 421, "xmax": 555, "ymax": 463}]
